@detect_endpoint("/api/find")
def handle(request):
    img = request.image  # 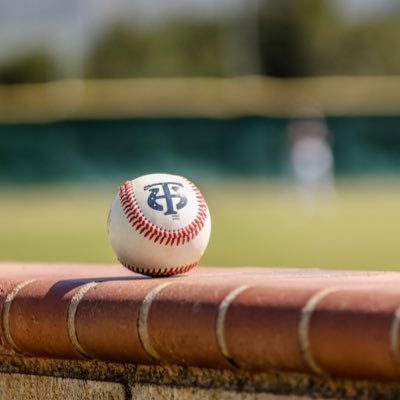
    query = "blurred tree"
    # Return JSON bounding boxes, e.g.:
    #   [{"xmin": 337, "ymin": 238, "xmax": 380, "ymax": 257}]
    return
[
  {"xmin": 144, "ymin": 21, "xmax": 223, "ymax": 76},
  {"xmin": 0, "ymin": 50, "xmax": 57, "ymax": 84},
  {"xmin": 2, "ymin": 5, "xmax": 400, "ymax": 82},
  {"xmin": 257, "ymin": 0, "xmax": 400, "ymax": 77},
  {"xmin": 220, "ymin": 1, "xmax": 261, "ymax": 76},
  {"xmin": 258, "ymin": 0, "xmax": 341, "ymax": 77},
  {"xmin": 322, "ymin": 18, "xmax": 400, "ymax": 75},
  {"xmin": 84, "ymin": 26, "xmax": 149, "ymax": 78},
  {"xmin": 85, "ymin": 21, "xmax": 224, "ymax": 78}
]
